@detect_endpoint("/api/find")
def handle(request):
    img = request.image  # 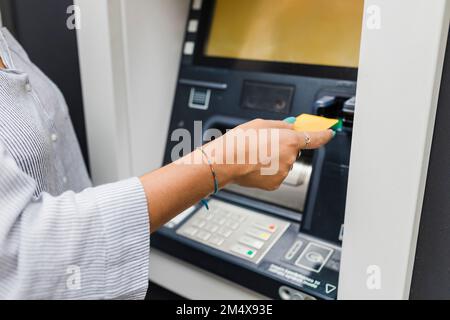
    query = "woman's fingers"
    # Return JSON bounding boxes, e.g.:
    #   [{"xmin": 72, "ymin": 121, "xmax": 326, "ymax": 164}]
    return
[
  {"xmin": 297, "ymin": 129, "xmax": 335, "ymax": 149},
  {"xmin": 247, "ymin": 119, "xmax": 294, "ymax": 130},
  {"xmin": 266, "ymin": 120, "xmax": 294, "ymax": 129},
  {"xmin": 283, "ymin": 117, "xmax": 297, "ymax": 124},
  {"xmin": 241, "ymin": 119, "xmax": 334, "ymax": 150}
]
